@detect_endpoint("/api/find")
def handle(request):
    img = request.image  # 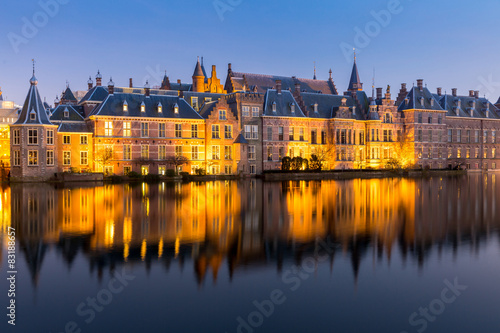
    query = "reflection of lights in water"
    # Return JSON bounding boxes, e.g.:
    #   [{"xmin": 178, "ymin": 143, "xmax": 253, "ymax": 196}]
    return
[
  {"xmin": 175, "ymin": 238, "xmax": 180, "ymax": 258},
  {"xmin": 158, "ymin": 238, "xmax": 163, "ymax": 258},
  {"xmin": 141, "ymin": 240, "xmax": 147, "ymax": 261},
  {"xmin": 124, "ymin": 243, "xmax": 129, "ymax": 261}
]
